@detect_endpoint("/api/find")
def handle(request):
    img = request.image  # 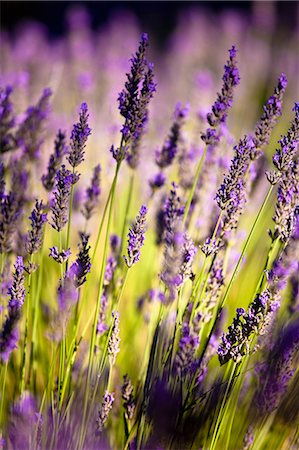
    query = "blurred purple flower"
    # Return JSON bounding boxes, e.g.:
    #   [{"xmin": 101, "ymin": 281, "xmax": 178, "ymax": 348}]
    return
[
  {"xmin": 0, "ymin": 256, "xmax": 25, "ymax": 362},
  {"xmin": 42, "ymin": 130, "xmax": 67, "ymax": 191},
  {"xmin": 81, "ymin": 164, "xmax": 101, "ymax": 220},
  {"xmin": 124, "ymin": 204, "xmax": 147, "ymax": 268}
]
